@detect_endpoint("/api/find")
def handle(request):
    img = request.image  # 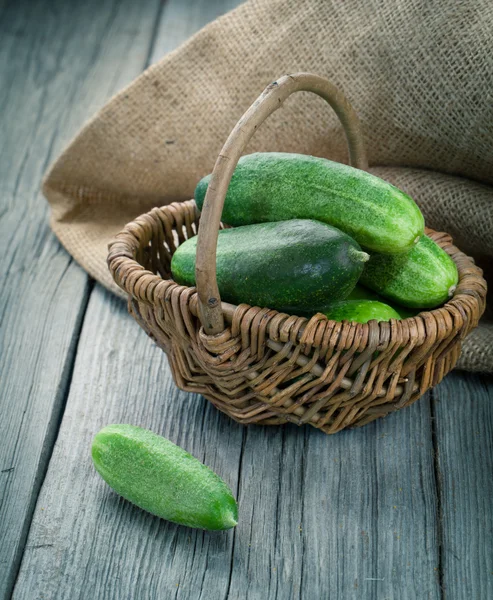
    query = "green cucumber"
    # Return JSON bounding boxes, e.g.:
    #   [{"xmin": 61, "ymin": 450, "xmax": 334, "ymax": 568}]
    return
[
  {"xmin": 92, "ymin": 425, "xmax": 238, "ymax": 530},
  {"xmin": 323, "ymin": 299, "xmax": 401, "ymax": 323},
  {"xmin": 171, "ymin": 219, "xmax": 369, "ymax": 312},
  {"xmin": 195, "ymin": 152, "xmax": 424, "ymax": 254},
  {"xmin": 347, "ymin": 285, "xmax": 419, "ymax": 318},
  {"xmin": 360, "ymin": 234, "xmax": 459, "ymax": 308}
]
